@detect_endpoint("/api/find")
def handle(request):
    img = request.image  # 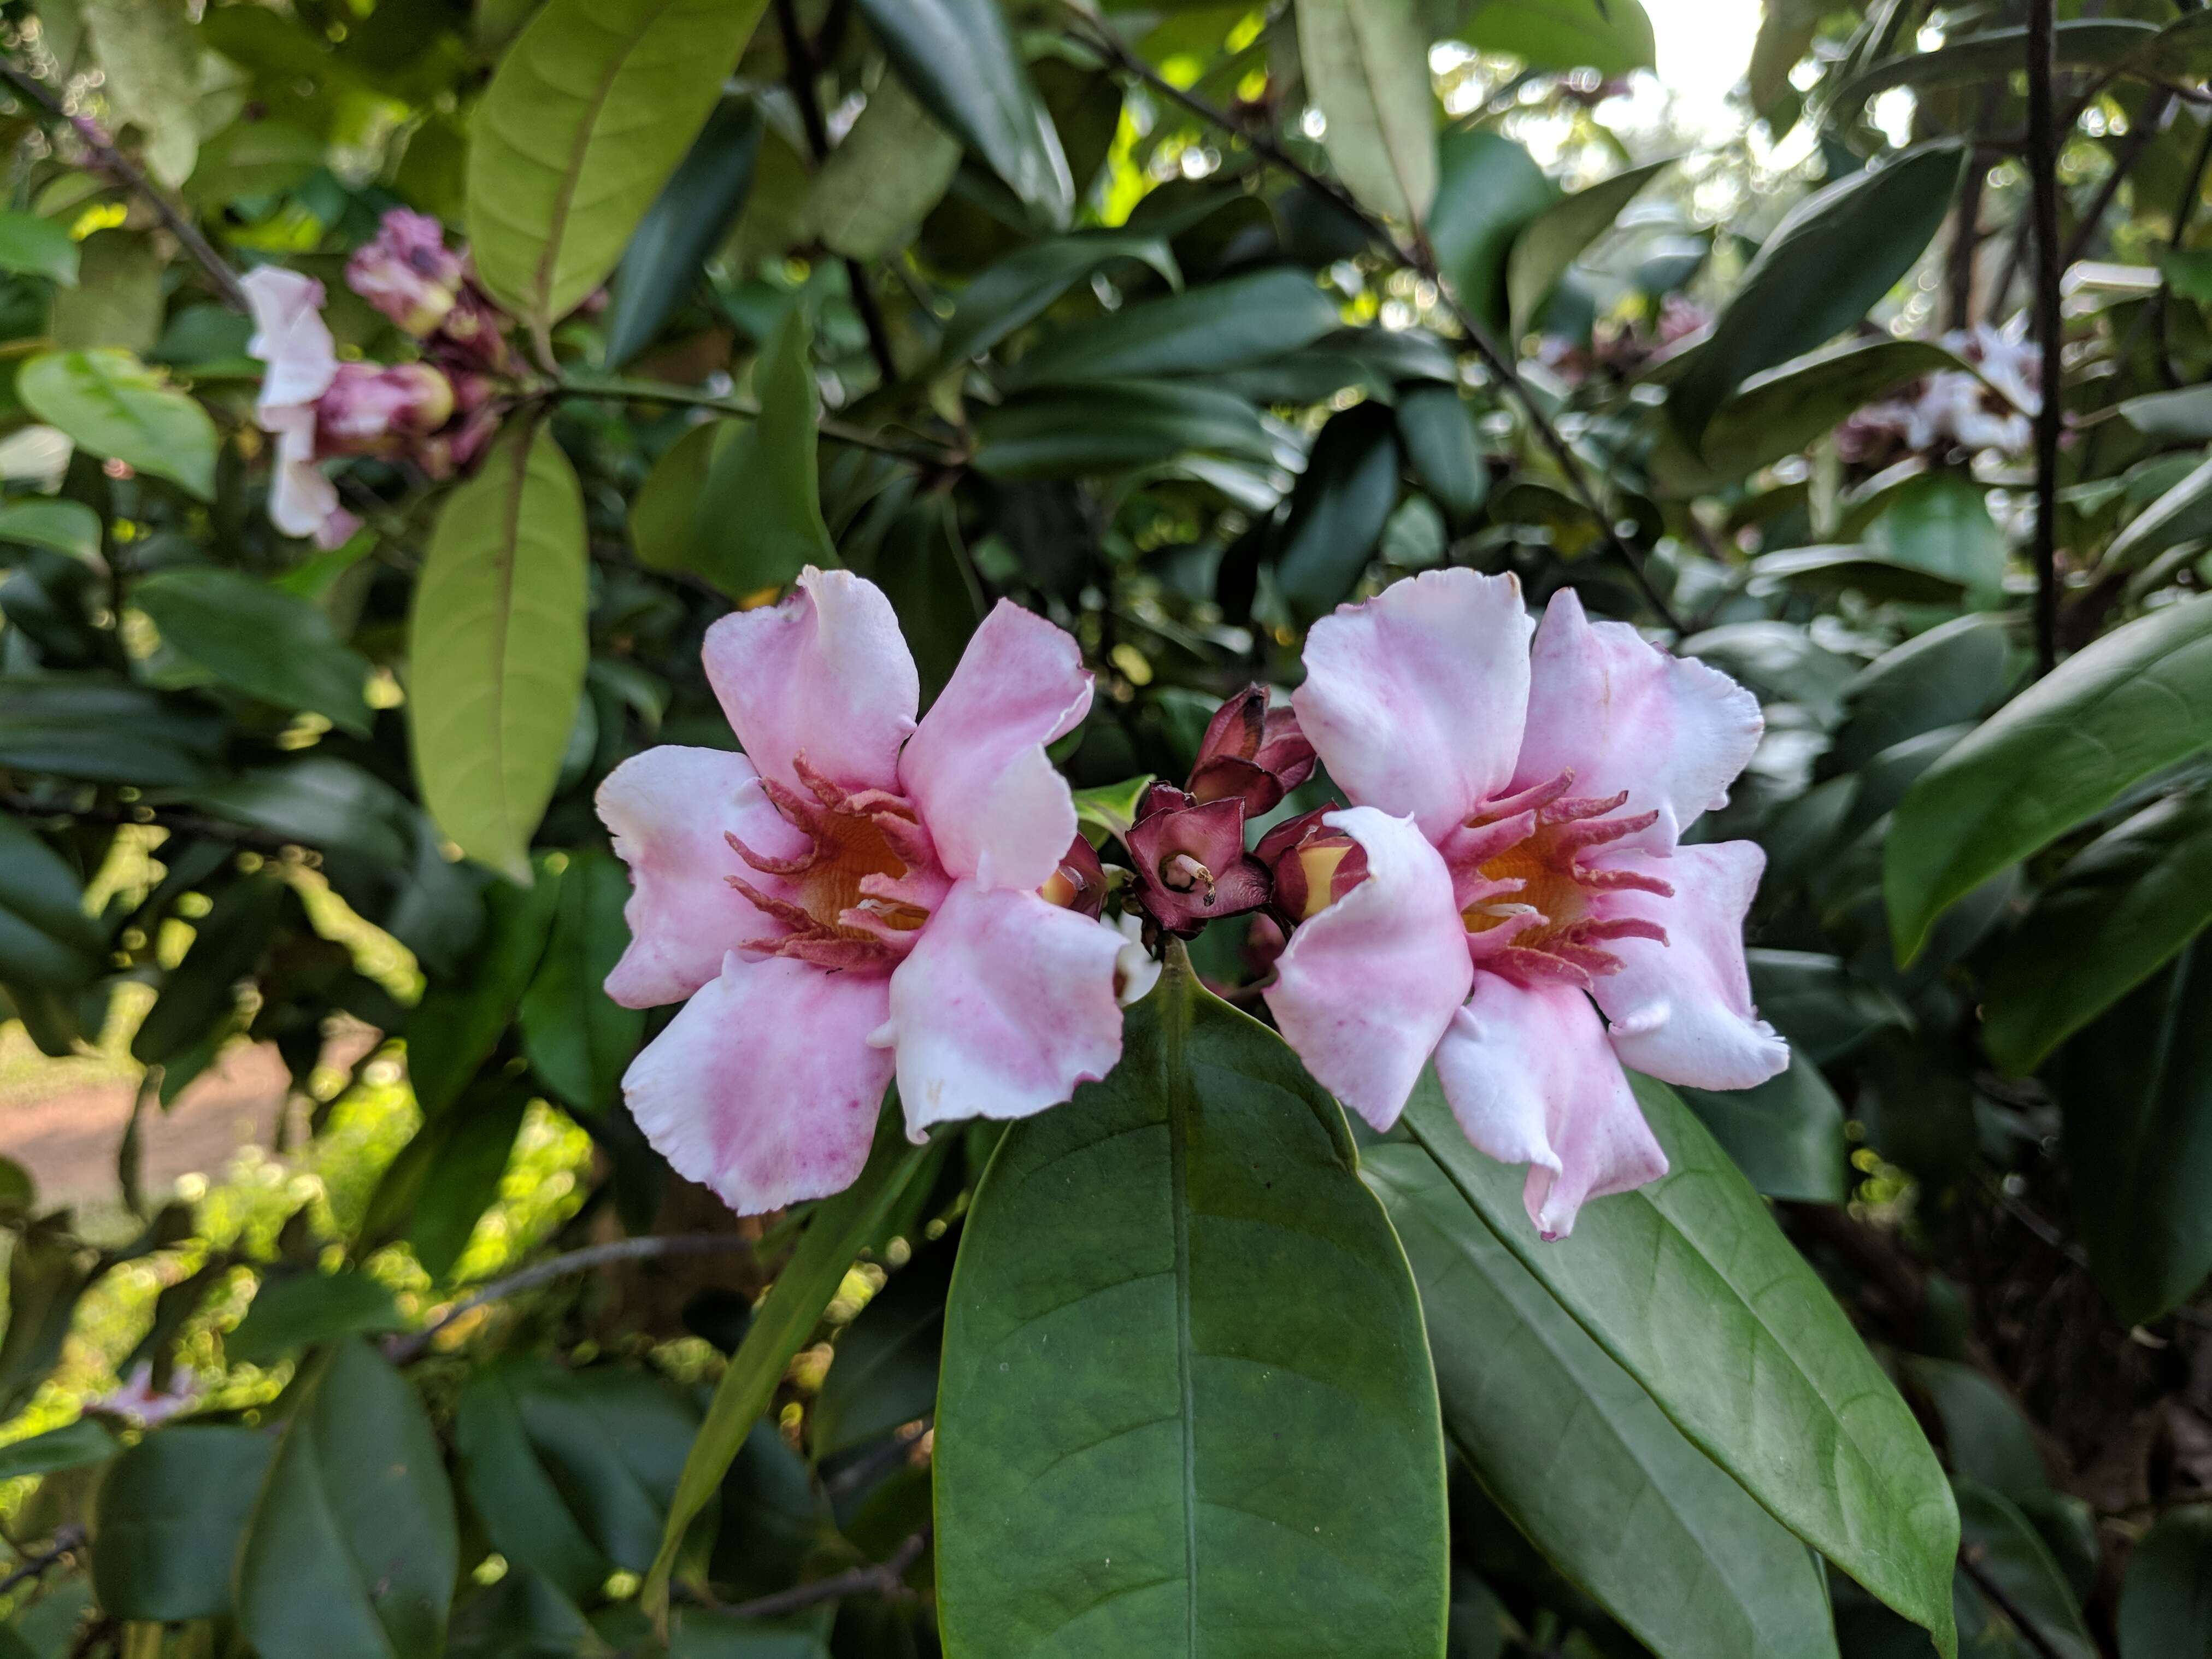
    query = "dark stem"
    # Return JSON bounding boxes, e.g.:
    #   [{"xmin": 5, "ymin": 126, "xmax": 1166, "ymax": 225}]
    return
[
  {"xmin": 0, "ymin": 59, "xmax": 249, "ymax": 314},
  {"xmin": 1958, "ymin": 1546, "xmax": 2070, "ymax": 1659},
  {"xmin": 2155, "ymin": 115, "xmax": 2212, "ymax": 387},
  {"xmin": 1064, "ymin": 12, "xmax": 1686, "ymax": 636},
  {"xmin": 2026, "ymin": 0, "xmax": 2064, "ymax": 676},
  {"xmin": 382, "ymin": 1233, "xmax": 754, "ymax": 1364},
  {"xmin": 0, "ymin": 1527, "xmax": 84, "ymax": 1601},
  {"xmin": 1947, "ymin": 156, "xmax": 1987, "ymax": 331},
  {"xmin": 717, "ymin": 1531, "xmax": 928, "ymax": 1620},
  {"xmin": 551, "ymin": 375, "xmax": 956, "ymax": 464},
  {"xmin": 843, "ymin": 258, "xmax": 901, "ymax": 385}
]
